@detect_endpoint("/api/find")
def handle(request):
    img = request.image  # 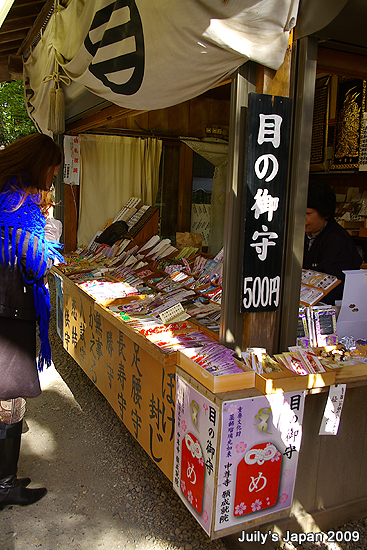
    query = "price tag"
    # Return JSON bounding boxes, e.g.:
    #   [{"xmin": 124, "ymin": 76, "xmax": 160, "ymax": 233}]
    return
[{"xmin": 159, "ymin": 303, "xmax": 190, "ymax": 324}]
